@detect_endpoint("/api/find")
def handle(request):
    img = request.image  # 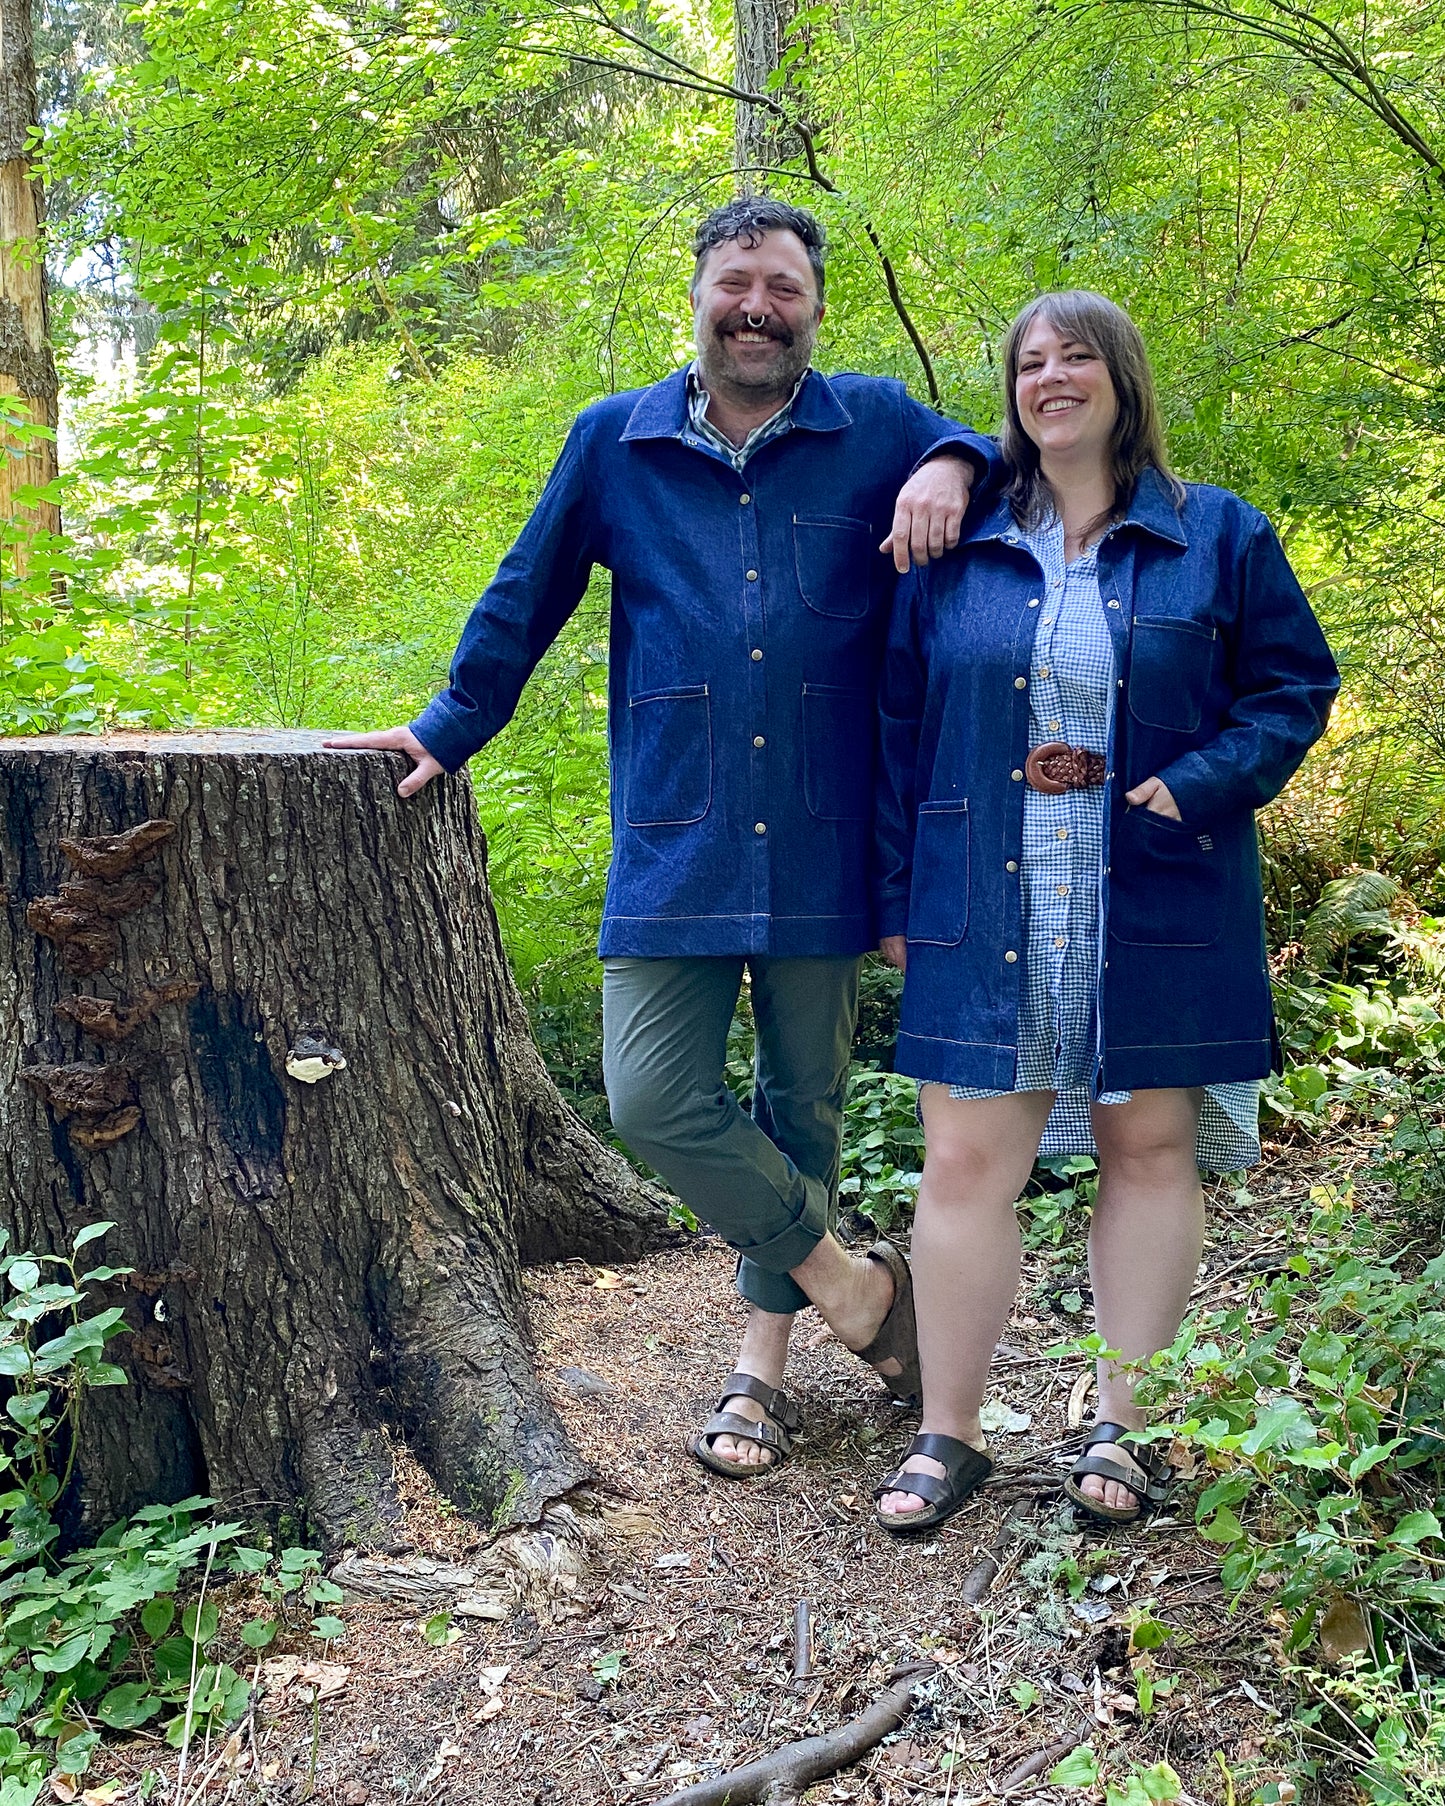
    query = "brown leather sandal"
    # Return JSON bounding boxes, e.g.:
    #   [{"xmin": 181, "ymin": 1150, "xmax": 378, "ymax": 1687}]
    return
[
  {"xmin": 690, "ymin": 1372, "xmax": 802, "ymax": 1480},
  {"xmin": 1063, "ymin": 1422, "xmax": 1175, "ymax": 1525},
  {"xmin": 873, "ymin": 1432, "xmax": 993, "ymax": 1535},
  {"xmin": 852, "ymin": 1241, "xmax": 922, "ymax": 1405}
]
